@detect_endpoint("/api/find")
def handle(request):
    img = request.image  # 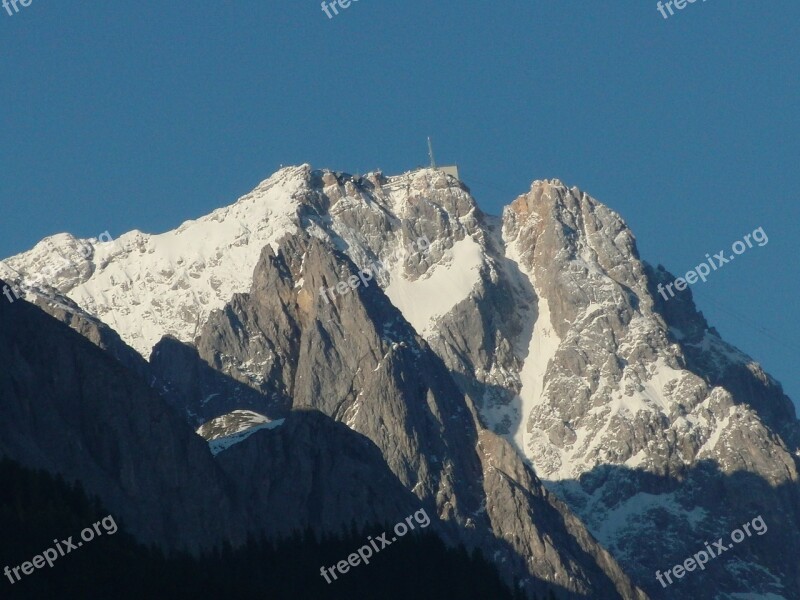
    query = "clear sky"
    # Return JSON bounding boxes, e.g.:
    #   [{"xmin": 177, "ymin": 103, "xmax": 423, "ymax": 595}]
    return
[{"xmin": 1, "ymin": 1, "xmax": 798, "ymax": 405}]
